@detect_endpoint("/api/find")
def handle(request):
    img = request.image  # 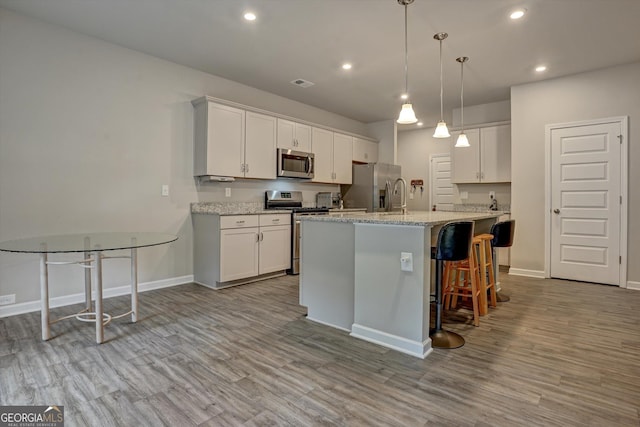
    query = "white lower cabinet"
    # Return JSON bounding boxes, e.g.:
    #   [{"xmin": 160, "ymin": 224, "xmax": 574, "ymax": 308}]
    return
[{"xmin": 193, "ymin": 213, "xmax": 291, "ymax": 288}]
